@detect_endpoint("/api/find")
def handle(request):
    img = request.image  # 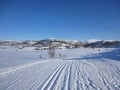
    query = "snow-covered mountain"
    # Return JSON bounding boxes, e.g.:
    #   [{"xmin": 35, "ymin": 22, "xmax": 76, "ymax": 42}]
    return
[
  {"xmin": 86, "ymin": 40, "xmax": 120, "ymax": 48},
  {"xmin": 86, "ymin": 39, "xmax": 100, "ymax": 43},
  {"xmin": 0, "ymin": 38, "xmax": 120, "ymax": 50},
  {"xmin": 0, "ymin": 38, "xmax": 84, "ymax": 49}
]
